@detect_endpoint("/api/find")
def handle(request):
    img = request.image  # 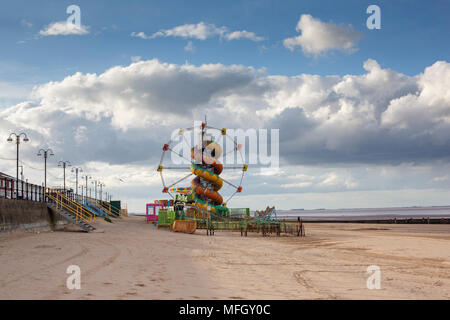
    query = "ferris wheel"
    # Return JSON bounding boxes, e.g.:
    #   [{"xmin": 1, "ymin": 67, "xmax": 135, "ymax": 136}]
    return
[{"xmin": 157, "ymin": 121, "xmax": 247, "ymax": 215}]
